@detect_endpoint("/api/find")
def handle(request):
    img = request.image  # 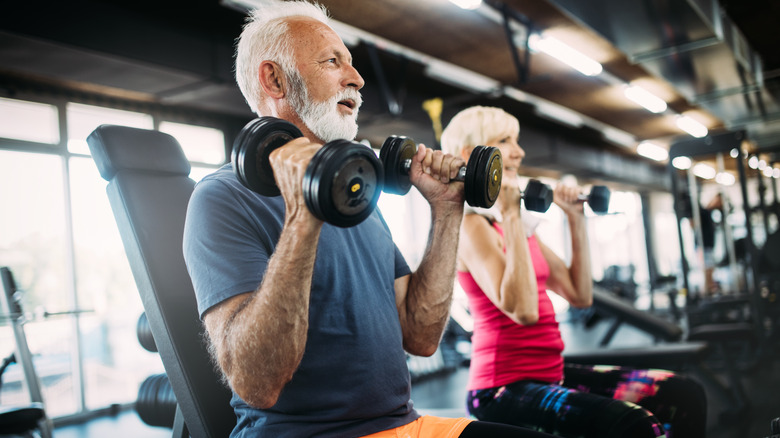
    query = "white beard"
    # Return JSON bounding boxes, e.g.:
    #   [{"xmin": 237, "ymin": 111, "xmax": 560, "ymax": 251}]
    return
[{"xmin": 287, "ymin": 71, "xmax": 362, "ymax": 142}]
